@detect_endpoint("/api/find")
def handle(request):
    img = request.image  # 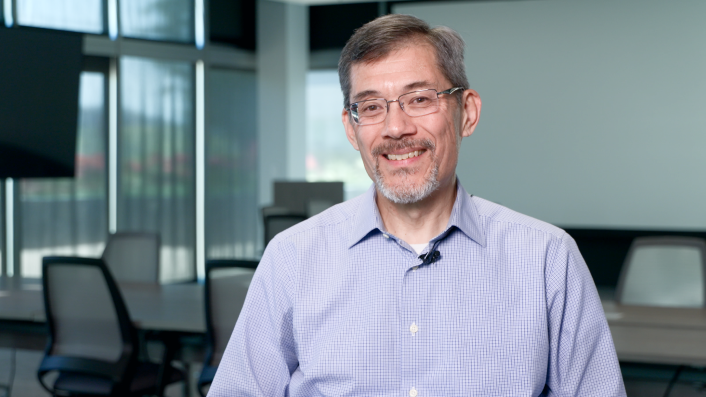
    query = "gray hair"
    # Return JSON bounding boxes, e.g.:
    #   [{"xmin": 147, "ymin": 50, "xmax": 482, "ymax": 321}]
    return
[{"xmin": 338, "ymin": 14, "xmax": 469, "ymax": 109}]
